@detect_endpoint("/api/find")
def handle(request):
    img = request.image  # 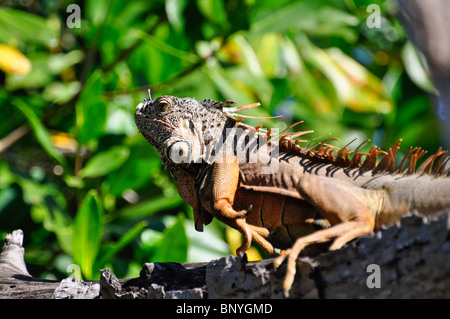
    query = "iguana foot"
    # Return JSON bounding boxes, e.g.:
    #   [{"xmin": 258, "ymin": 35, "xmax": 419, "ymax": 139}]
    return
[
  {"xmin": 233, "ymin": 219, "xmax": 275, "ymax": 255},
  {"xmin": 234, "ymin": 218, "xmax": 252, "ymax": 255},
  {"xmin": 272, "ymin": 174, "xmax": 376, "ymax": 296},
  {"xmin": 234, "ymin": 204, "xmax": 253, "ymax": 219},
  {"xmin": 273, "ymin": 219, "xmax": 374, "ymax": 296}
]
